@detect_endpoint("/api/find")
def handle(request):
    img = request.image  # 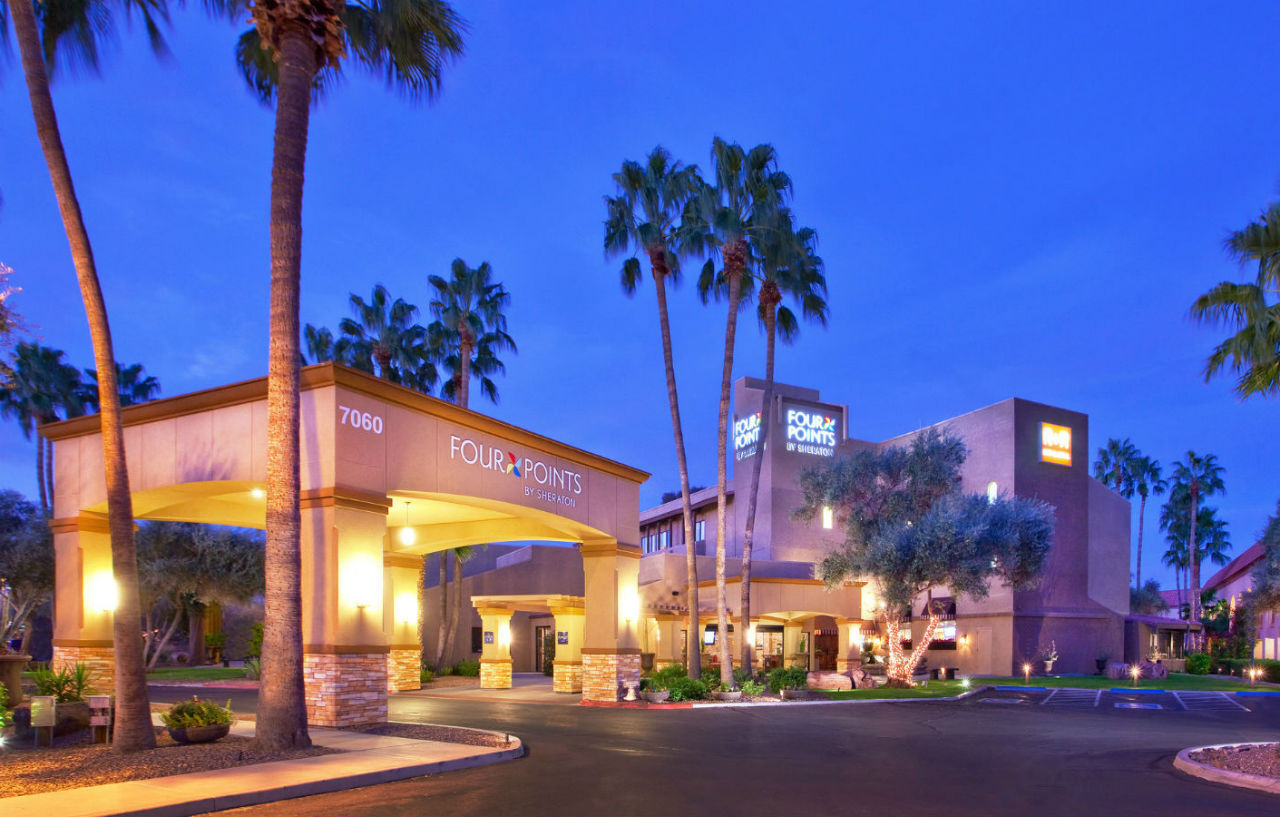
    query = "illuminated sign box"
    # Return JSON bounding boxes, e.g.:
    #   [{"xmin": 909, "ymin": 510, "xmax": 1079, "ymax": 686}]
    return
[{"xmin": 1040, "ymin": 422, "xmax": 1072, "ymax": 466}]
